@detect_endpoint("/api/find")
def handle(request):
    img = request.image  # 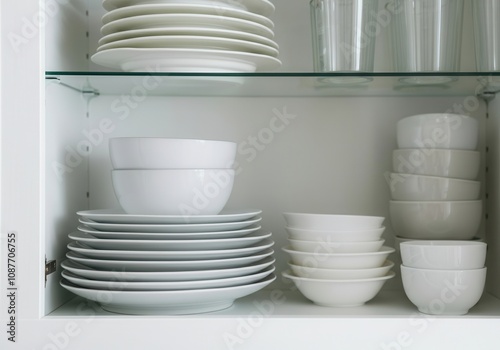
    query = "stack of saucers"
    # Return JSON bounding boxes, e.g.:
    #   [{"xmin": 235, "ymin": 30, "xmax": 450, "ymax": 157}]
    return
[
  {"xmin": 92, "ymin": 0, "xmax": 281, "ymax": 72},
  {"xmin": 281, "ymin": 213, "xmax": 395, "ymax": 307}
]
